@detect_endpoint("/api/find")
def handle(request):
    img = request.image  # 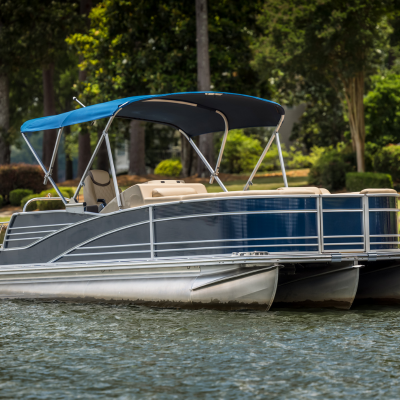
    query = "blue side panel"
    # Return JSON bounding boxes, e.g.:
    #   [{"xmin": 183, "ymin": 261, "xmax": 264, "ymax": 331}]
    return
[
  {"xmin": 371, "ymin": 237, "xmax": 400, "ymax": 243},
  {"xmin": 154, "ymin": 212, "xmax": 318, "ymax": 256},
  {"xmin": 369, "ymin": 212, "xmax": 397, "ymax": 235},
  {"xmin": 369, "ymin": 196, "xmax": 397, "ymax": 209},
  {"xmin": 323, "ymin": 212, "xmax": 363, "ymax": 236},
  {"xmin": 153, "ymin": 197, "xmax": 317, "ymax": 220},
  {"xmin": 322, "ymin": 197, "xmax": 362, "ymax": 210},
  {"xmin": 324, "ymin": 237, "xmax": 363, "ymax": 244},
  {"xmin": 324, "ymin": 245, "xmax": 364, "ymax": 251},
  {"xmin": 371, "ymin": 244, "xmax": 399, "ymax": 250},
  {"xmin": 369, "ymin": 210, "xmax": 398, "ymax": 250}
]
